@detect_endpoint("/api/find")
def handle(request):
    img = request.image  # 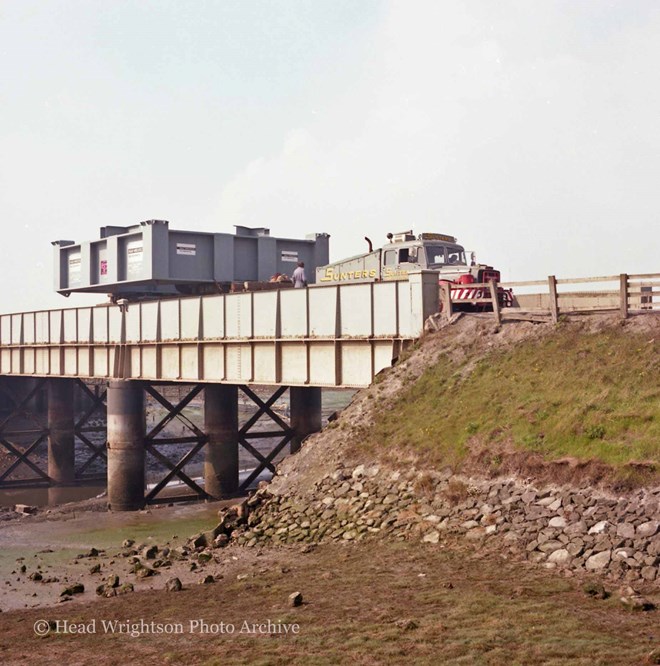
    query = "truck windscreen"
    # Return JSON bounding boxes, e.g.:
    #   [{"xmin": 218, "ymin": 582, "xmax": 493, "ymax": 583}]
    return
[{"xmin": 425, "ymin": 245, "xmax": 466, "ymax": 266}]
